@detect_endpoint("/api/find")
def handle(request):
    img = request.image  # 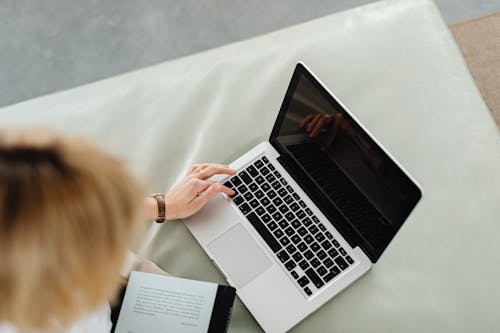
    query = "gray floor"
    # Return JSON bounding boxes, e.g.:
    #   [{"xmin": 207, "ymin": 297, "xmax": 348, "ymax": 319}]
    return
[{"xmin": 1, "ymin": 0, "xmax": 499, "ymax": 108}]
